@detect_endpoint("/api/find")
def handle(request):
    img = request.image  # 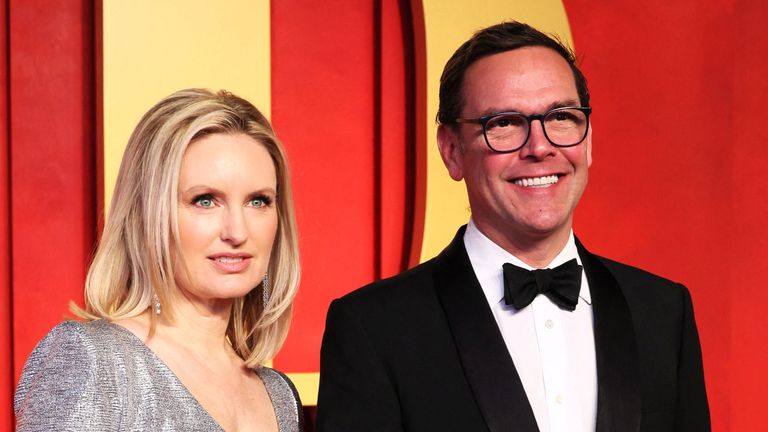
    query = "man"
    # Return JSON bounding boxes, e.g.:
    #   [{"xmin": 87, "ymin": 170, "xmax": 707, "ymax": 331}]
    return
[{"xmin": 317, "ymin": 21, "xmax": 709, "ymax": 432}]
